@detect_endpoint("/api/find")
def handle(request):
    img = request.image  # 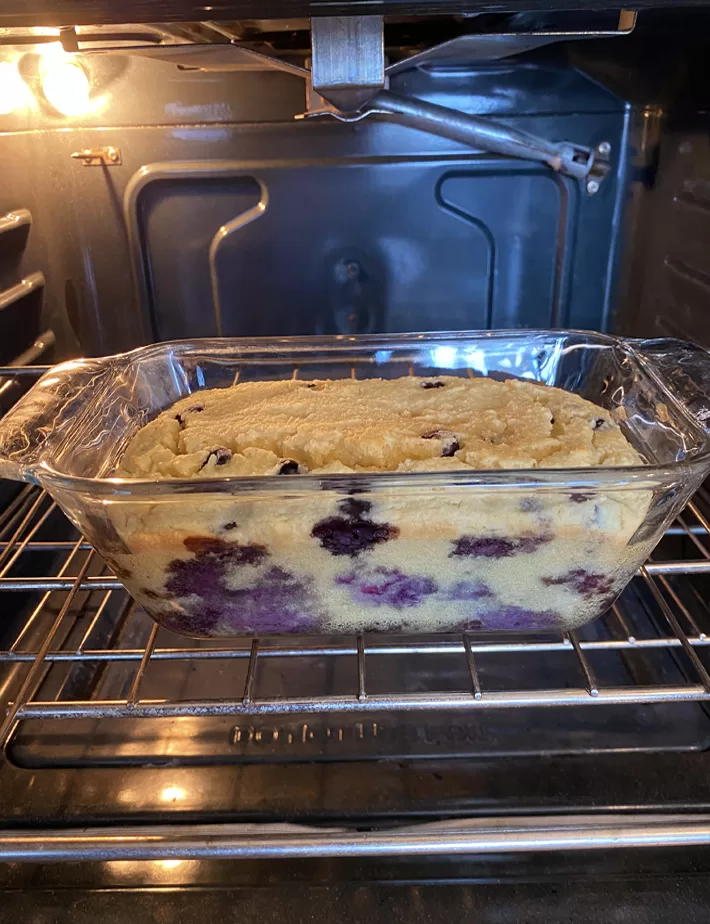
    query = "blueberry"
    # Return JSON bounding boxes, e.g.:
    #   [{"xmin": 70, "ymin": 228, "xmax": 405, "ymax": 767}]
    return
[
  {"xmin": 199, "ymin": 447, "xmax": 233, "ymax": 470},
  {"xmin": 277, "ymin": 459, "xmax": 305, "ymax": 475},
  {"xmin": 452, "ymin": 537, "xmax": 515, "ymax": 558},
  {"xmin": 421, "ymin": 381, "xmax": 446, "ymax": 389},
  {"xmin": 542, "ymin": 568, "xmax": 614, "ymax": 597},
  {"xmin": 312, "ymin": 516, "xmax": 398, "ymax": 557},
  {"xmin": 569, "ymin": 493, "xmax": 593, "ymax": 504},
  {"xmin": 175, "ymin": 403, "xmax": 205, "ymax": 427},
  {"xmin": 422, "ymin": 429, "xmax": 460, "ymax": 457},
  {"xmin": 312, "ymin": 498, "xmax": 398, "ymax": 556},
  {"xmin": 593, "ymin": 418, "xmax": 607, "ymax": 430},
  {"xmin": 222, "ymin": 521, "xmax": 238, "ymax": 531},
  {"xmin": 336, "ymin": 567, "xmax": 437, "ymax": 609},
  {"xmin": 450, "ymin": 534, "xmax": 549, "ymax": 559}
]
